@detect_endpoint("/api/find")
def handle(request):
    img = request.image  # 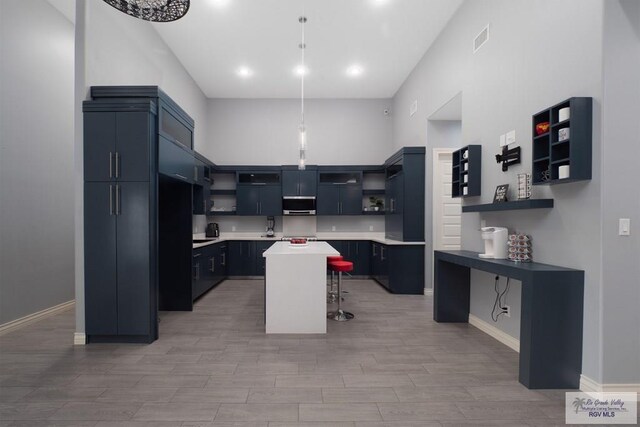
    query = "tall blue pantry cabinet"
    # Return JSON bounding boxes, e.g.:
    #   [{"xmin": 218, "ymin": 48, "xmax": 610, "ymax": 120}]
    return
[{"xmin": 83, "ymin": 99, "xmax": 158, "ymax": 343}]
